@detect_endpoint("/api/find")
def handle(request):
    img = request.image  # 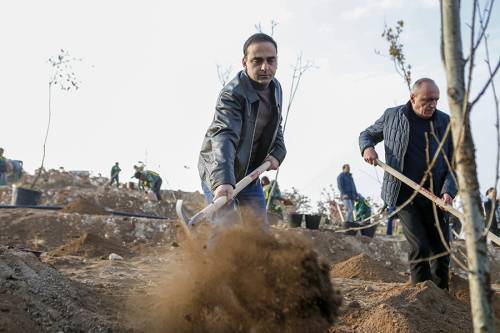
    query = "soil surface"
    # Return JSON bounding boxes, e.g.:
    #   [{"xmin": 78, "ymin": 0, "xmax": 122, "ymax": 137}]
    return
[
  {"xmin": 1, "ymin": 170, "xmax": 500, "ymax": 332},
  {"xmin": 330, "ymin": 253, "xmax": 406, "ymax": 283},
  {"xmin": 46, "ymin": 232, "xmax": 132, "ymax": 259}
]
